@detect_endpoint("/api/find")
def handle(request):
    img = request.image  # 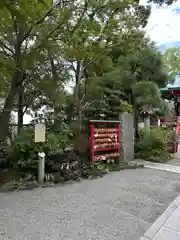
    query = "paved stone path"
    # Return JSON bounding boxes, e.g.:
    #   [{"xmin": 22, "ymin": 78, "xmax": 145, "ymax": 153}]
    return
[
  {"xmin": 1, "ymin": 168, "xmax": 180, "ymax": 240},
  {"xmin": 141, "ymin": 194, "xmax": 180, "ymax": 240}
]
